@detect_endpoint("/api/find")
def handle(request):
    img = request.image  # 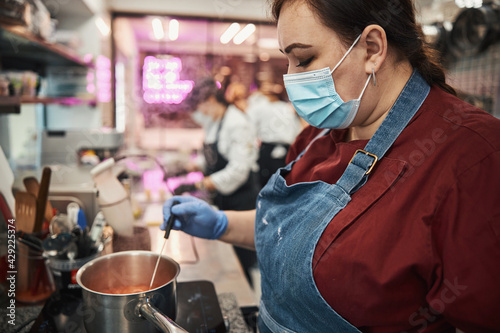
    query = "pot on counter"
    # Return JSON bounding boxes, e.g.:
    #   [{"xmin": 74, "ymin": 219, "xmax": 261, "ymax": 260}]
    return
[{"xmin": 76, "ymin": 250, "xmax": 188, "ymax": 333}]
